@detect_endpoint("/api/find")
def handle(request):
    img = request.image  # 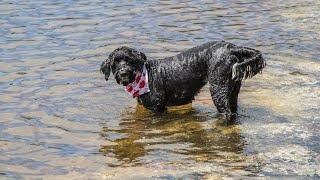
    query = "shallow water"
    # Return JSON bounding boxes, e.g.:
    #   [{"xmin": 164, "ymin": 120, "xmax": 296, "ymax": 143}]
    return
[{"xmin": 0, "ymin": 0, "xmax": 319, "ymax": 179}]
